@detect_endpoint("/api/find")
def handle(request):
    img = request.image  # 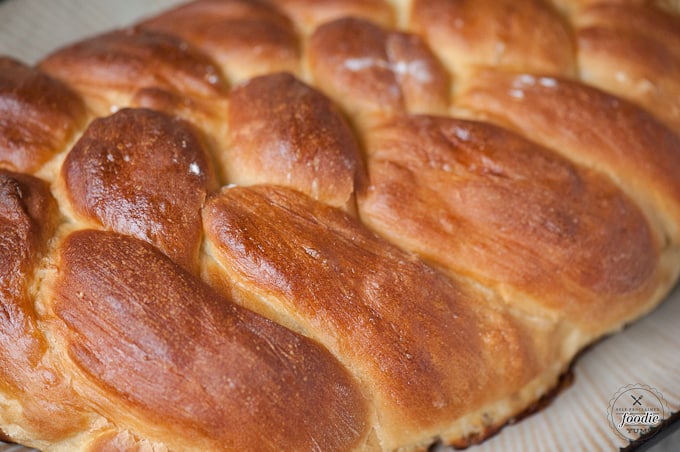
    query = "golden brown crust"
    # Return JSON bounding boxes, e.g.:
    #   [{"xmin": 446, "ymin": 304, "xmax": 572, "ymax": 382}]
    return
[
  {"xmin": 455, "ymin": 70, "xmax": 680, "ymax": 244},
  {"xmin": 410, "ymin": 0, "xmax": 576, "ymax": 83},
  {"xmin": 1, "ymin": 0, "xmax": 680, "ymax": 450},
  {"xmin": 0, "ymin": 170, "xmax": 91, "ymax": 442},
  {"xmin": 202, "ymin": 185, "xmax": 551, "ymax": 449},
  {"xmin": 358, "ymin": 115, "xmax": 662, "ymax": 334},
  {"xmin": 139, "ymin": 0, "xmax": 301, "ymax": 84},
  {"xmin": 267, "ymin": 0, "xmax": 395, "ymax": 33},
  {"xmin": 0, "ymin": 58, "xmax": 86, "ymax": 174},
  {"xmin": 61, "ymin": 108, "xmax": 218, "ymax": 272},
  {"xmin": 575, "ymin": 3, "xmax": 680, "ymax": 132},
  {"xmin": 49, "ymin": 229, "xmax": 371, "ymax": 452},
  {"xmin": 384, "ymin": 31, "xmax": 451, "ymax": 115},
  {"xmin": 0, "ymin": 171, "xmax": 57, "ymax": 389},
  {"xmin": 224, "ymin": 72, "xmax": 365, "ymax": 209},
  {"xmin": 308, "ymin": 17, "xmax": 450, "ymax": 125},
  {"xmin": 38, "ymin": 27, "xmax": 228, "ymax": 124},
  {"xmin": 549, "ymin": 0, "xmax": 677, "ymax": 17}
]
